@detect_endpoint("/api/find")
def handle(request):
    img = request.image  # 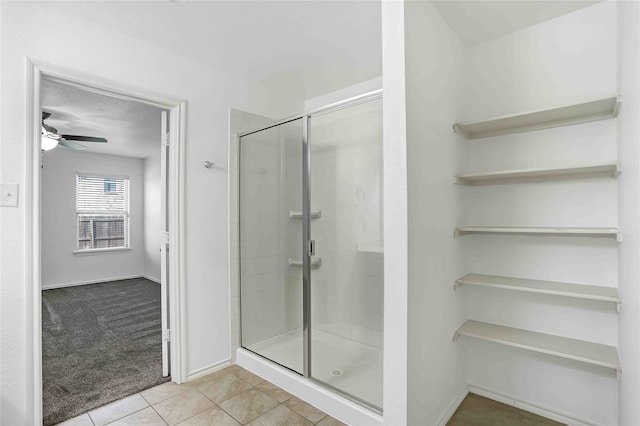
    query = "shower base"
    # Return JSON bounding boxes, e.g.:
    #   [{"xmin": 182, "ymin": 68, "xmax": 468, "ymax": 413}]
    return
[{"xmin": 247, "ymin": 328, "xmax": 383, "ymax": 409}]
